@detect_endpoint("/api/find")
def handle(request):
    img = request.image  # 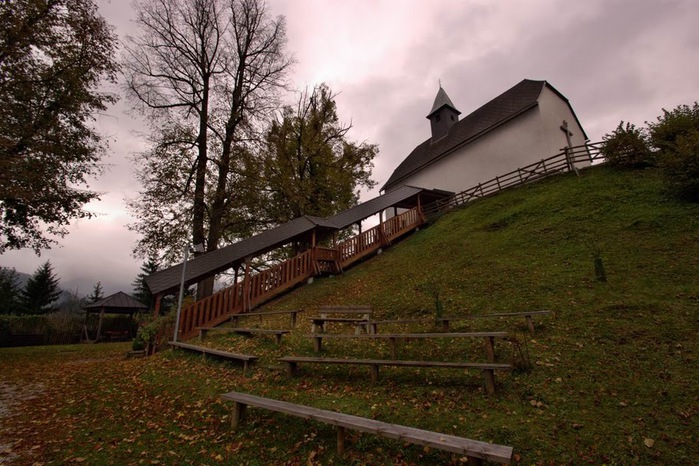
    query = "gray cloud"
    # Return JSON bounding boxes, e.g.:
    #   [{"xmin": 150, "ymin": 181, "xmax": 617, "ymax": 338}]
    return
[{"xmin": 2, "ymin": 0, "xmax": 698, "ymax": 297}]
